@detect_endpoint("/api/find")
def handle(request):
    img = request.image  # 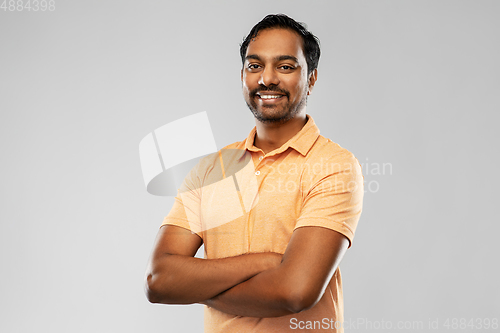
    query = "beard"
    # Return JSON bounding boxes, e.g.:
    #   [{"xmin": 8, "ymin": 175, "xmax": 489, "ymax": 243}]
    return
[{"xmin": 245, "ymin": 84, "xmax": 308, "ymax": 125}]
